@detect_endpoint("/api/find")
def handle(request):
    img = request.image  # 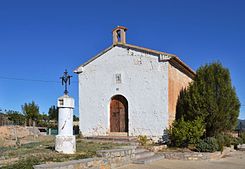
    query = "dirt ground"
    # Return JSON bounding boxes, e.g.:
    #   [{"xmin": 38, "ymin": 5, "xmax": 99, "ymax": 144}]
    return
[
  {"xmin": 0, "ymin": 126, "xmax": 38, "ymax": 147},
  {"xmin": 0, "ymin": 126, "xmax": 29, "ymax": 138},
  {"xmin": 118, "ymin": 151, "xmax": 245, "ymax": 169}
]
